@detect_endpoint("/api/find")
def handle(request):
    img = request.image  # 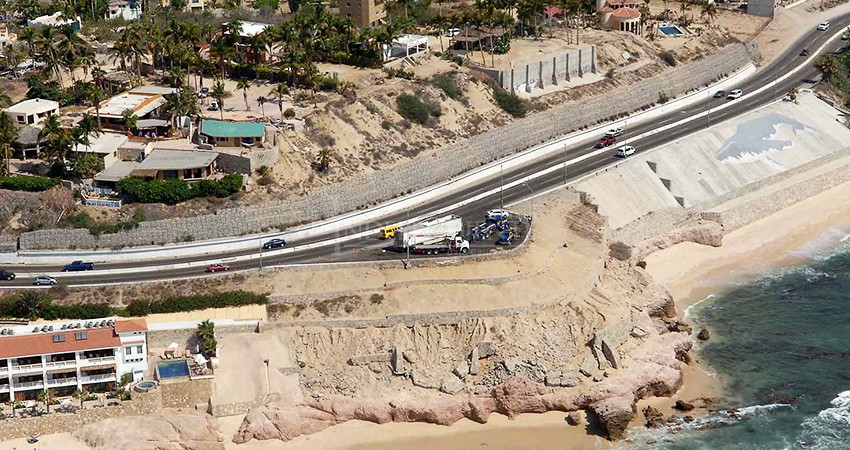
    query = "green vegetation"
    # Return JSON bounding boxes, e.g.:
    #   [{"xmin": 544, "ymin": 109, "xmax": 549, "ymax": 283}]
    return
[
  {"xmin": 430, "ymin": 72, "xmax": 463, "ymax": 100},
  {"xmin": 0, "ymin": 290, "xmax": 268, "ymax": 320},
  {"xmin": 0, "ymin": 175, "xmax": 59, "ymax": 192},
  {"xmin": 814, "ymin": 55, "xmax": 850, "ymax": 109},
  {"xmin": 117, "ymin": 173, "xmax": 243, "ymax": 205},
  {"xmin": 396, "ymin": 93, "xmax": 441, "ymax": 125},
  {"xmin": 659, "ymin": 51, "xmax": 677, "ymax": 67},
  {"xmin": 197, "ymin": 320, "xmax": 217, "ymax": 358},
  {"xmin": 492, "ymin": 89, "xmax": 527, "ymax": 118},
  {"xmin": 63, "ymin": 207, "xmax": 146, "ymax": 236}
]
